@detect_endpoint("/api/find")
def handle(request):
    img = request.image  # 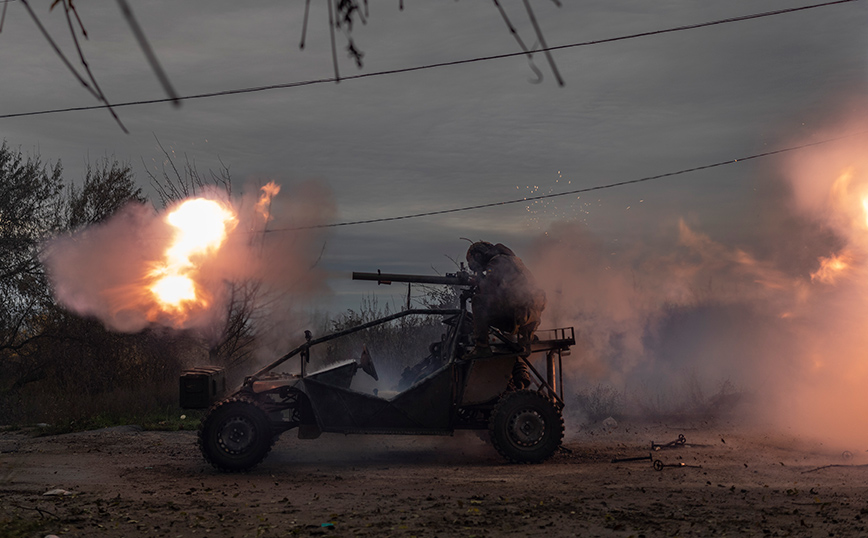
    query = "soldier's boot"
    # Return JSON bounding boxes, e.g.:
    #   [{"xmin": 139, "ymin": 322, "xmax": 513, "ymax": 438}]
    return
[{"xmin": 510, "ymin": 359, "xmax": 532, "ymax": 390}]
